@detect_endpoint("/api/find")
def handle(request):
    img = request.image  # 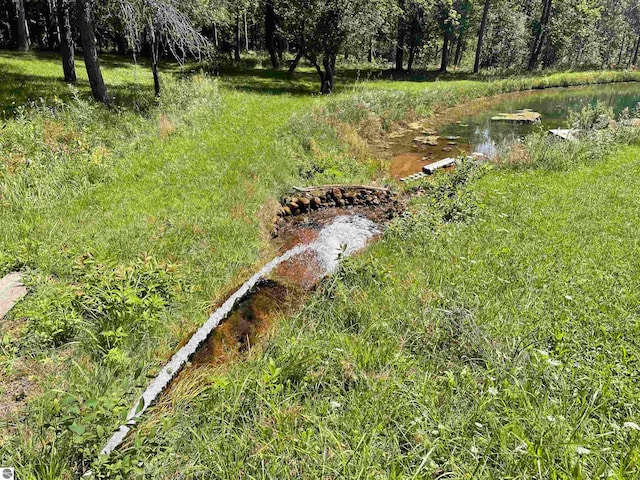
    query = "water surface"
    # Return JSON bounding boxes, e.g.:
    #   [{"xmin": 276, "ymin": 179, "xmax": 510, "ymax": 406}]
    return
[{"xmin": 390, "ymin": 82, "xmax": 640, "ymax": 177}]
